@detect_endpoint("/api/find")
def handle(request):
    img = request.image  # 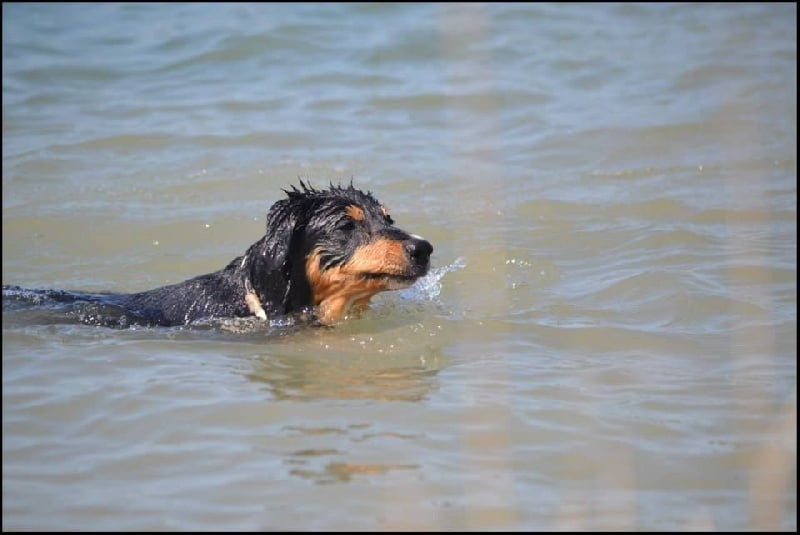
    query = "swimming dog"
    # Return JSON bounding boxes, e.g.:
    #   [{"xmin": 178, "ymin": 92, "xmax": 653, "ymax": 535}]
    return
[{"xmin": 2, "ymin": 182, "xmax": 433, "ymax": 327}]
